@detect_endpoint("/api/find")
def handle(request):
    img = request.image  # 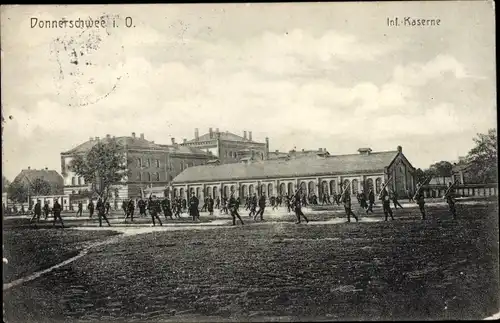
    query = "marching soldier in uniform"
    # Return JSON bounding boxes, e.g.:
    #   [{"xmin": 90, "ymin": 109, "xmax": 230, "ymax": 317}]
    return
[
  {"xmin": 175, "ymin": 197, "xmax": 182, "ymax": 218},
  {"xmin": 138, "ymin": 198, "xmax": 147, "ymax": 217},
  {"xmin": 285, "ymin": 195, "xmax": 291, "ymax": 213},
  {"xmin": 342, "ymin": 190, "xmax": 359, "ymax": 223},
  {"xmin": 221, "ymin": 196, "xmax": 229, "ymax": 214},
  {"xmin": 444, "ymin": 182, "xmax": 458, "ymax": 220},
  {"xmin": 76, "ymin": 201, "xmax": 83, "ymax": 217},
  {"xmin": 162, "ymin": 197, "xmax": 174, "ymax": 220},
  {"xmin": 228, "ymin": 194, "xmax": 244, "ymax": 225},
  {"xmin": 125, "ymin": 198, "xmax": 135, "ymax": 222},
  {"xmin": 244, "ymin": 197, "xmax": 250, "ymax": 210},
  {"xmin": 31, "ymin": 200, "xmax": 42, "ymax": 223},
  {"xmin": 270, "ymin": 195, "xmax": 276, "ymax": 210},
  {"xmin": 87, "ymin": 200, "xmax": 94, "ymax": 218},
  {"xmin": 248, "ymin": 193, "xmax": 257, "ymax": 217},
  {"xmin": 366, "ymin": 188, "xmax": 375, "ymax": 214},
  {"xmin": 254, "ymin": 193, "xmax": 266, "ymax": 221},
  {"xmin": 105, "ymin": 201, "xmax": 111, "ymax": 215},
  {"xmin": 380, "ymin": 185, "xmax": 395, "ymax": 221},
  {"xmin": 294, "ymin": 190, "xmax": 309, "ymax": 224},
  {"xmin": 207, "ymin": 195, "xmax": 215, "ymax": 215},
  {"xmin": 149, "ymin": 196, "xmax": 163, "ymax": 226},
  {"xmin": 277, "ymin": 195, "xmax": 283, "ymax": 207},
  {"xmin": 52, "ymin": 199, "xmax": 65, "ymax": 228},
  {"xmin": 215, "ymin": 196, "xmax": 220, "ymax": 209},
  {"xmin": 201, "ymin": 196, "xmax": 208, "ymax": 212},
  {"xmin": 415, "ymin": 191, "xmax": 427, "ymax": 220},
  {"xmin": 358, "ymin": 191, "xmax": 368, "ymax": 210},
  {"xmin": 96, "ymin": 198, "xmax": 111, "ymax": 227},
  {"xmin": 189, "ymin": 192, "xmax": 200, "ymax": 221},
  {"xmin": 121, "ymin": 200, "xmax": 128, "ymax": 216},
  {"xmin": 391, "ymin": 191, "xmax": 403, "ymax": 209}
]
